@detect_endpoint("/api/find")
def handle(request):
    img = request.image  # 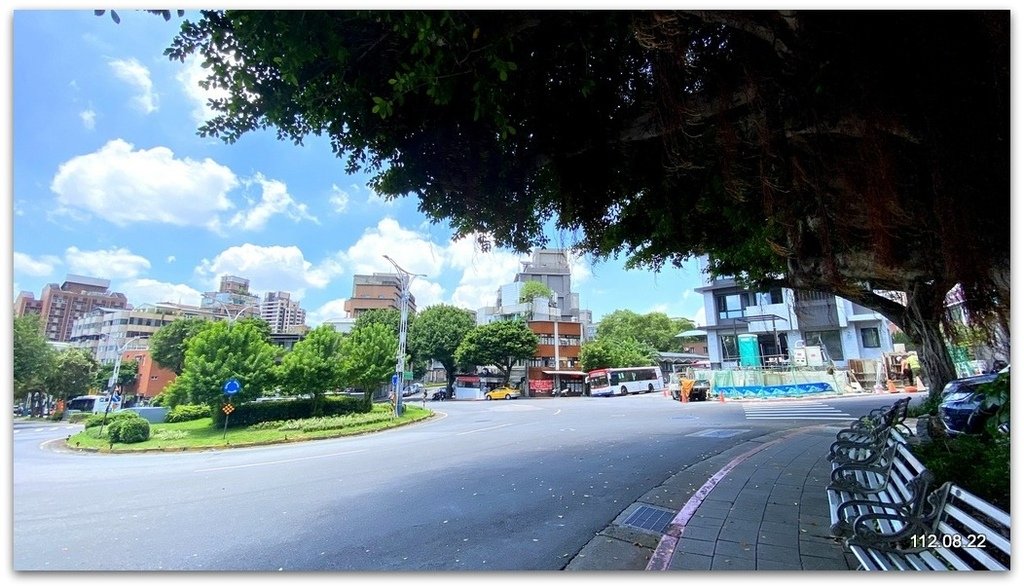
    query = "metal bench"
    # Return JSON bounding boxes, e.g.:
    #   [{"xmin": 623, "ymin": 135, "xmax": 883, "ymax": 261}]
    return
[
  {"xmin": 827, "ymin": 432, "xmax": 934, "ymax": 539},
  {"xmin": 828, "ymin": 397, "xmax": 912, "ymax": 462},
  {"xmin": 845, "ymin": 483, "xmax": 1010, "ymax": 570}
]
